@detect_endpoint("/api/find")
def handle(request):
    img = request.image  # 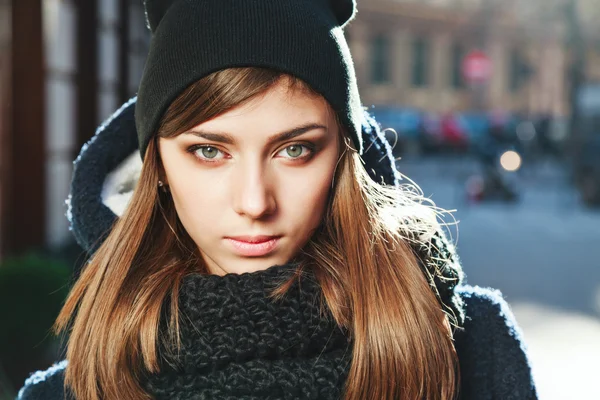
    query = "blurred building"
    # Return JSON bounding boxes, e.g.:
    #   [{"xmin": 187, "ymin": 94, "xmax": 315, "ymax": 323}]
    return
[
  {"xmin": 2, "ymin": 0, "xmax": 600, "ymax": 256},
  {"xmin": 348, "ymin": 0, "xmax": 600, "ymax": 116},
  {"xmin": 1, "ymin": 0, "xmax": 149, "ymax": 258}
]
